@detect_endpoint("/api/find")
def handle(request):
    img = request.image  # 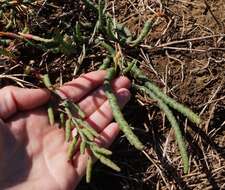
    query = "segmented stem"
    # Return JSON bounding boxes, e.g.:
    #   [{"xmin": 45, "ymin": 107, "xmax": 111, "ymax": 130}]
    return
[
  {"xmin": 74, "ymin": 22, "xmax": 82, "ymax": 42},
  {"xmin": 129, "ymin": 21, "xmax": 153, "ymax": 46},
  {"xmin": 98, "ymin": 0, "xmax": 104, "ymax": 29},
  {"xmin": 104, "ymin": 68, "xmax": 144, "ymax": 150},
  {"xmin": 130, "ymin": 65, "xmax": 201, "ymax": 124},
  {"xmin": 106, "ymin": 16, "xmax": 117, "ymax": 41},
  {"xmin": 86, "ymin": 156, "xmax": 93, "ymax": 183},
  {"xmin": 99, "ymin": 41, "xmax": 115, "ymax": 56},
  {"xmin": 133, "ymin": 84, "xmax": 189, "ymax": 173},
  {"xmin": 75, "ymin": 118, "xmax": 99, "ymax": 137},
  {"xmin": 60, "ymin": 113, "xmax": 65, "ymax": 128},
  {"xmin": 91, "ymin": 143, "xmax": 112, "ymax": 155},
  {"xmin": 123, "ymin": 60, "xmax": 136, "ymax": 74},
  {"xmin": 80, "ymin": 141, "xmax": 86, "ymax": 154},
  {"xmin": 79, "ymin": 132, "xmax": 87, "ymax": 154},
  {"xmin": 67, "ymin": 136, "xmax": 78, "ymax": 160},
  {"xmin": 47, "ymin": 105, "xmax": 55, "ymax": 126},
  {"xmin": 145, "ymin": 81, "xmax": 201, "ymax": 124},
  {"xmin": 65, "ymin": 118, "xmax": 72, "ymax": 142},
  {"xmin": 99, "ymin": 57, "xmax": 111, "ymax": 70},
  {"xmin": 92, "ymin": 151, "xmax": 121, "ymax": 172},
  {"xmin": 63, "ymin": 100, "xmax": 85, "ymax": 119},
  {"xmin": 81, "ymin": 128, "xmax": 94, "ymax": 141},
  {"xmin": 42, "ymin": 74, "xmax": 53, "ymax": 90}
]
